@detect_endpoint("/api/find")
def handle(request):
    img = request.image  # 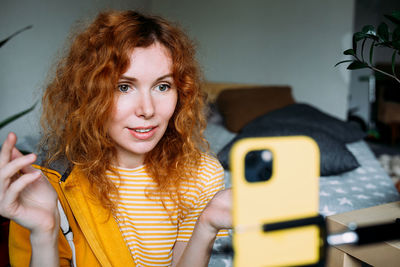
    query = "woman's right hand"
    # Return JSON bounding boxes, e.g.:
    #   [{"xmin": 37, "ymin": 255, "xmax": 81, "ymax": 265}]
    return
[{"xmin": 0, "ymin": 132, "xmax": 59, "ymax": 235}]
